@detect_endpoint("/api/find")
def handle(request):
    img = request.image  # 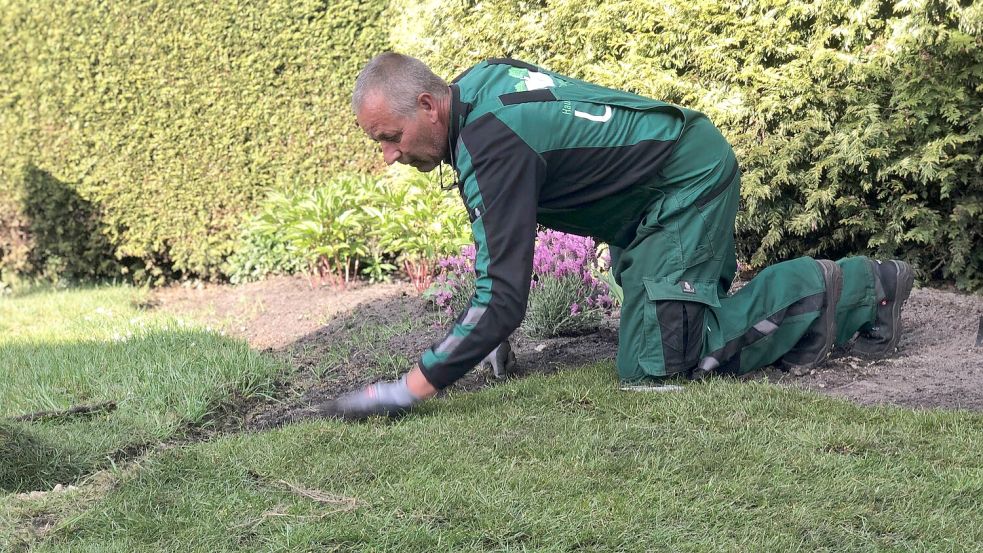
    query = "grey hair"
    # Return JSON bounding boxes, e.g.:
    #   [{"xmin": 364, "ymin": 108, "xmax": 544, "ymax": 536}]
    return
[{"xmin": 352, "ymin": 52, "xmax": 449, "ymax": 117}]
